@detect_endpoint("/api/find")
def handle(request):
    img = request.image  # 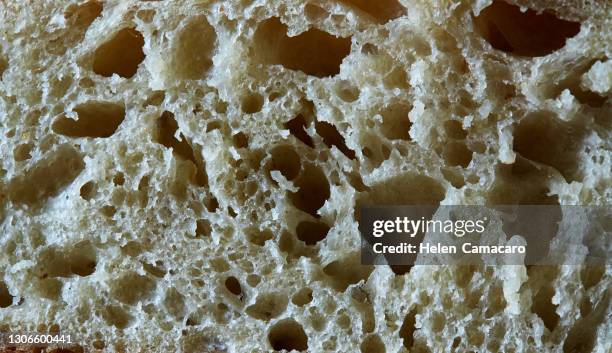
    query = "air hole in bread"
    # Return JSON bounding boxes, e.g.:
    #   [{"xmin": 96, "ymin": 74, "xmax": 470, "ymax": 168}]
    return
[
  {"xmin": 144, "ymin": 91, "xmax": 165, "ymax": 107},
  {"xmin": 210, "ymin": 257, "xmax": 230, "ymax": 272},
  {"xmin": 289, "ymin": 164, "xmax": 330, "ymax": 217},
  {"xmin": 304, "ymin": 3, "xmax": 328, "ymax": 21},
  {"xmin": 547, "ymin": 62, "xmax": 608, "ymax": 107},
  {"xmin": 155, "ymin": 111, "xmax": 189, "ymax": 157},
  {"xmin": 164, "ymin": 288, "xmax": 186, "ymax": 319},
  {"xmin": 246, "ymin": 292, "xmax": 288, "ymax": 321},
  {"xmin": 563, "ymin": 292, "xmax": 609, "ymax": 353},
  {"xmin": 292, "ymin": 287, "xmax": 313, "ymax": 306},
  {"xmin": 232, "ymin": 132, "xmax": 249, "ymax": 148},
  {"xmin": 227, "ymin": 206, "xmax": 237, "ymax": 218},
  {"xmin": 111, "ymin": 272, "xmax": 155, "ymax": 305},
  {"xmin": 78, "ymin": 77, "xmax": 94, "ymax": 88},
  {"xmin": 112, "ymin": 172, "xmax": 125, "ymax": 186},
  {"xmin": 322, "ymin": 339, "xmax": 336, "ymax": 350},
  {"xmin": 0, "ymin": 55, "xmax": 7, "ymax": 79},
  {"xmin": 268, "ymin": 318, "xmax": 308, "ymax": 351},
  {"xmin": 246, "ymin": 274, "xmax": 261, "ymax": 287},
  {"xmin": 132, "ymin": 176, "xmax": 148, "ymax": 207},
  {"xmin": 323, "ymin": 252, "xmax": 373, "ymax": 292},
  {"xmin": 52, "ymin": 101, "xmax": 125, "ymax": 138},
  {"xmin": 513, "ymin": 111, "xmax": 583, "ymax": 182},
  {"xmin": 361, "ymin": 43, "xmax": 378, "ymax": 55},
  {"xmin": 100, "ymin": 205, "xmax": 116, "ymax": 217},
  {"xmin": 579, "ymin": 296, "xmax": 592, "ymax": 318},
  {"xmin": 170, "ymin": 15, "xmax": 216, "ymax": 80},
  {"xmin": 52, "ymin": 1, "xmax": 104, "ymax": 55},
  {"xmin": 13, "ymin": 143, "xmax": 33, "ymax": 161},
  {"xmin": 380, "ymin": 103, "xmax": 412, "ymax": 141},
  {"xmin": 360, "ymin": 334, "xmax": 386, "ymax": 353},
  {"xmin": 34, "ymin": 243, "xmax": 97, "ymax": 278},
  {"xmin": 399, "ymin": 307, "xmax": 417, "ymax": 349},
  {"xmin": 269, "ymin": 145, "xmax": 301, "ymax": 181},
  {"xmin": 254, "ymin": 17, "xmax": 351, "ymax": 77},
  {"xmin": 359, "ymin": 304, "xmax": 376, "ymax": 333},
  {"xmin": 195, "ymin": 219, "xmax": 212, "ymax": 238},
  {"xmin": 279, "ymin": 229, "xmax": 311, "ymax": 258},
  {"xmin": 213, "ymin": 99, "xmax": 228, "ymax": 114},
  {"xmin": 185, "ymin": 312, "xmax": 201, "ymax": 326},
  {"xmin": 443, "ymin": 119, "xmax": 467, "ymax": 139},
  {"xmin": 361, "ymin": 134, "xmax": 391, "ymax": 168},
  {"xmin": 567, "ymin": 83, "xmax": 607, "ymax": 107},
  {"xmin": 442, "ymin": 141, "xmax": 472, "ymax": 167},
  {"xmin": 8, "ymin": 144, "xmax": 84, "ymax": 207},
  {"xmin": 453, "ymin": 265, "xmax": 476, "ymax": 288},
  {"xmin": 340, "ymin": 0, "xmax": 406, "ymax": 24},
  {"xmin": 284, "ymin": 115, "xmax": 314, "ymax": 147},
  {"xmin": 92, "ymin": 340, "xmax": 105, "ymax": 350},
  {"xmin": 35, "ymin": 278, "xmax": 62, "ymax": 300},
  {"xmin": 359, "ymin": 173, "xmax": 445, "ymax": 207},
  {"xmin": 315, "ymin": 121, "xmax": 356, "ymax": 159},
  {"xmin": 346, "ymin": 171, "xmax": 370, "ymax": 192},
  {"xmin": 93, "ymin": 27, "xmax": 145, "ymax": 78},
  {"xmin": 241, "ymin": 92, "xmax": 264, "ymax": 114},
  {"xmin": 389, "ymin": 265, "xmax": 412, "ymax": 276},
  {"xmin": 466, "ymin": 321, "xmax": 485, "ymax": 346},
  {"xmin": 136, "ymin": 9, "xmax": 155, "ymax": 23},
  {"xmin": 25, "ymin": 110, "xmax": 41, "ymax": 126},
  {"xmin": 487, "ymin": 158, "xmax": 559, "ymax": 205},
  {"xmin": 155, "ymin": 111, "xmax": 208, "ymax": 186},
  {"xmin": 102, "ymin": 304, "xmax": 133, "ymax": 329},
  {"xmin": 499, "ymin": 201, "xmax": 561, "ymax": 264},
  {"xmin": 0, "ymin": 280, "xmax": 13, "ymax": 308},
  {"xmin": 335, "ymin": 80, "xmax": 360, "ymax": 102},
  {"xmin": 441, "ymin": 167, "xmax": 465, "ymax": 188},
  {"xmin": 224, "ymin": 276, "xmax": 242, "ymax": 296},
  {"xmin": 532, "ymin": 284, "xmax": 560, "ymax": 331},
  {"xmin": 296, "ymin": 220, "xmax": 329, "ymax": 245},
  {"xmin": 143, "ymin": 262, "xmax": 166, "ymax": 278},
  {"xmin": 383, "ymin": 66, "xmax": 411, "ymax": 89},
  {"xmin": 245, "ymin": 227, "xmax": 273, "ymax": 246},
  {"xmin": 64, "ymin": 0, "xmax": 103, "ymax": 29},
  {"xmin": 121, "ymin": 241, "xmax": 143, "ymax": 257},
  {"xmin": 68, "ymin": 241, "xmax": 97, "ymax": 276},
  {"xmin": 484, "ymin": 284, "xmax": 507, "ymax": 318},
  {"xmin": 203, "ymin": 185, "xmax": 221, "ymax": 209},
  {"xmin": 337, "ymin": 310, "xmax": 351, "ymax": 329},
  {"xmin": 581, "ymin": 265, "xmax": 604, "ymax": 290},
  {"xmin": 474, "ymin": 0, "xmax": 580, "ymax": 57},
  {"xmin": 452, "ymin": 337, "xmax": 461, "ymax": 350}
]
